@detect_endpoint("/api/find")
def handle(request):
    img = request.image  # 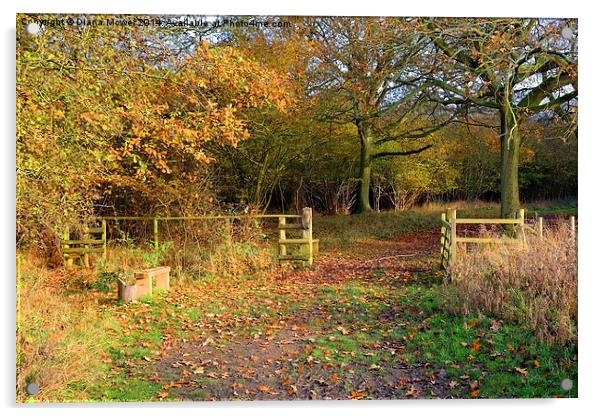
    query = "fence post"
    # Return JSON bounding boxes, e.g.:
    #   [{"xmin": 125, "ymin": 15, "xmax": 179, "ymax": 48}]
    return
[
  {"xmin": 449, "ymin": 209, "xmax": 456, "ymax": 276},
  {"xmin": 302, "ymin": 207, "xmax": 313, "ymax": 266},
  {"xmin": 63, "ymin": 226, "xmax": 72, "ymax": 267},
  {"xmin": 440, "ymin": 212, "xmax": 446, "ymax": 259},
  {"xmin": 570, "ymin": 216, "xmax": 576, "ymax": 242},
  {"xmin": 102, "ymin": 219, "xmax": 107, "ymax": 260},
  {"xmin": 278, "ymin": 216, "xmax": 287, "ymax": 259},
  {"xmin": 224, "ymin": 218, "xmax": 232, "ymax": 249},
  {"xmin": 153, "ymin": 218, "xmax": 159, "ymax": 250},
  {"xmin": 518, "ymin": 208, "xmax": 526, "ymax": 246},
  {"xmin": 83, "ymin": 224, "xmax": 90, "ymax": 267},
  {"xmin": 538, "ymin": 217, "xmax": 543, "ymax": 239}
]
